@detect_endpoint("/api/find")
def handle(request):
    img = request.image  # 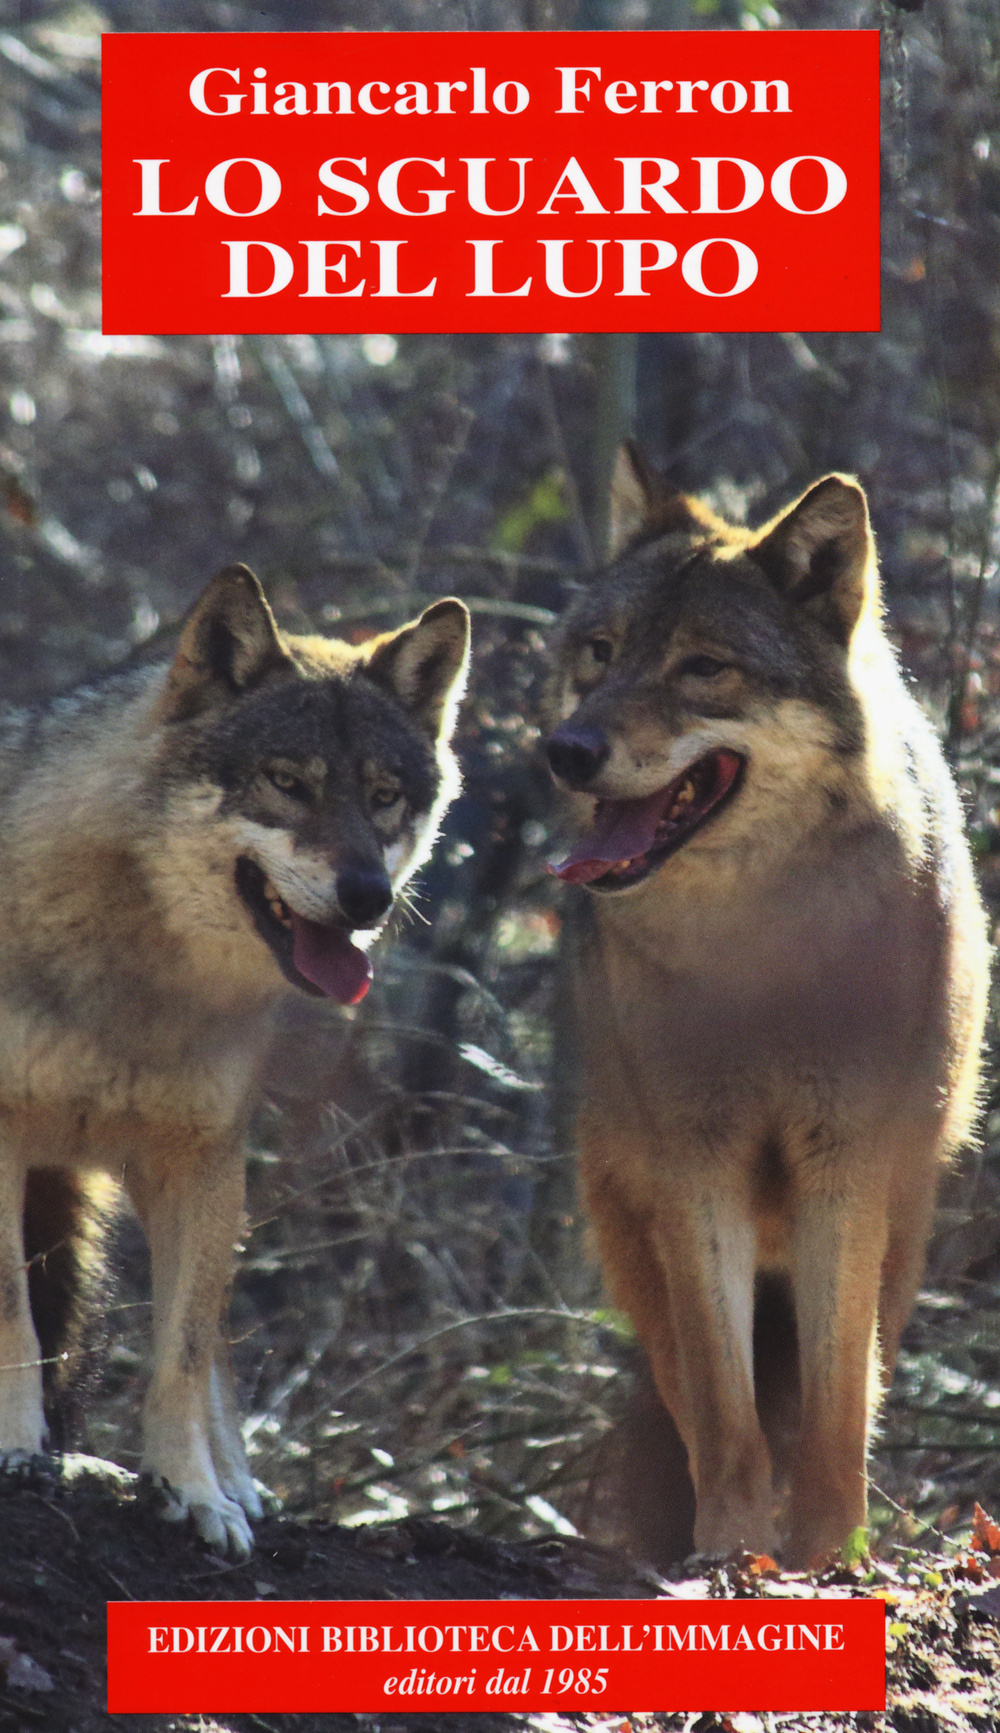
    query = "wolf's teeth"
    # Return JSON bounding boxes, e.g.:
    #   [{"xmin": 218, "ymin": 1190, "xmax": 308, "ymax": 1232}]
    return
[
  {"xmin": 263, "ymin": 878, "xmax": 293, "ymax": 928},
  {"xmin": 667, "ymin": 779, "xmax": 696, "ymax": 820}
]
